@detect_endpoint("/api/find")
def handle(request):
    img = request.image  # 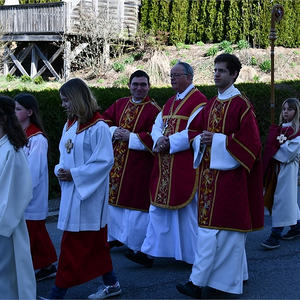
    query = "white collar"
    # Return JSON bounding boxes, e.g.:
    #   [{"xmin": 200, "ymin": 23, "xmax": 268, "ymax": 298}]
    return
[
  {"xmin": 0, "ymin": 134, "xmax": 8, "ymax": 146},
  {"xmin": 282, "ymin": 122, "xmax": 292, "ymax": 127},
  {"xmin": 176, "ymin": 84, "xmax": 194, "ymax": 100},
  {"xmin": 218, "ymin": 85, "xmax": 241, "ymax": 100},
  {"xmin": 132, "ymin": 98, "xmax": 142, "ymax": 103}
]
